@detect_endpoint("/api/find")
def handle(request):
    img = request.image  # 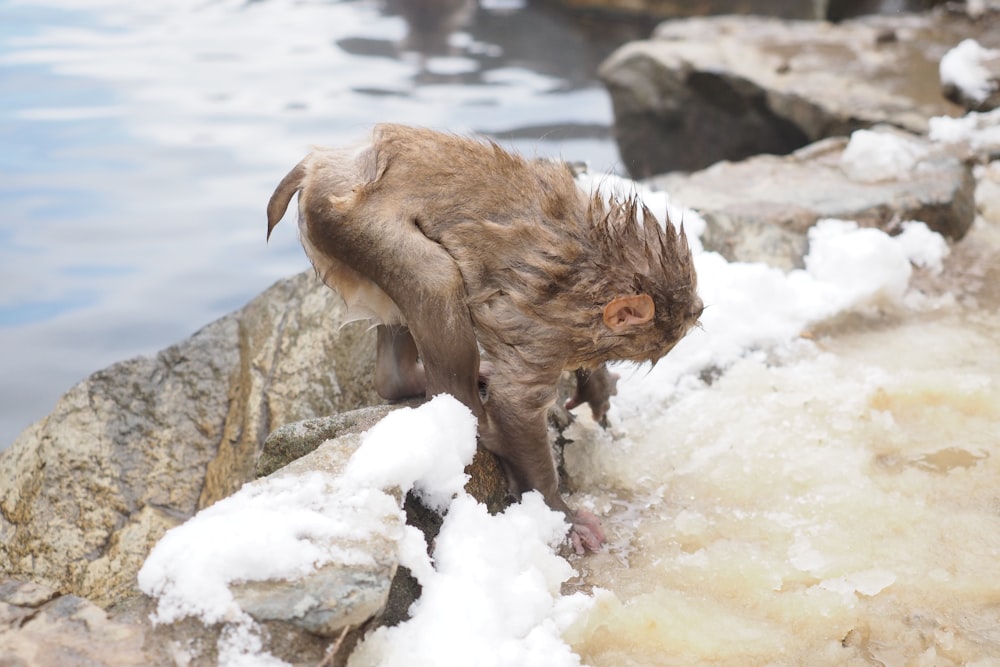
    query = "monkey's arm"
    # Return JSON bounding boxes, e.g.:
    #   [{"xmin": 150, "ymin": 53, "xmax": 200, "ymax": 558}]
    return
[
  {"xmin": 565, "ymin": 365, "xmax": 619, "ymax": 426},
  {"xmin": 481, "ymin": 371, "xmax": 605, "ymax": 553}
]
